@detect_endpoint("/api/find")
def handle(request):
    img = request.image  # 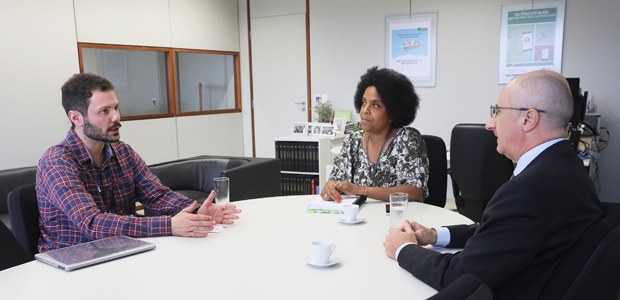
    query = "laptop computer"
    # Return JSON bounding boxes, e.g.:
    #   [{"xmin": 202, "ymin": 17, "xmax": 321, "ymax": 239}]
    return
[{"xmin": 34, "ymin": 235, "xmax": 155, "ymax": 271}]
